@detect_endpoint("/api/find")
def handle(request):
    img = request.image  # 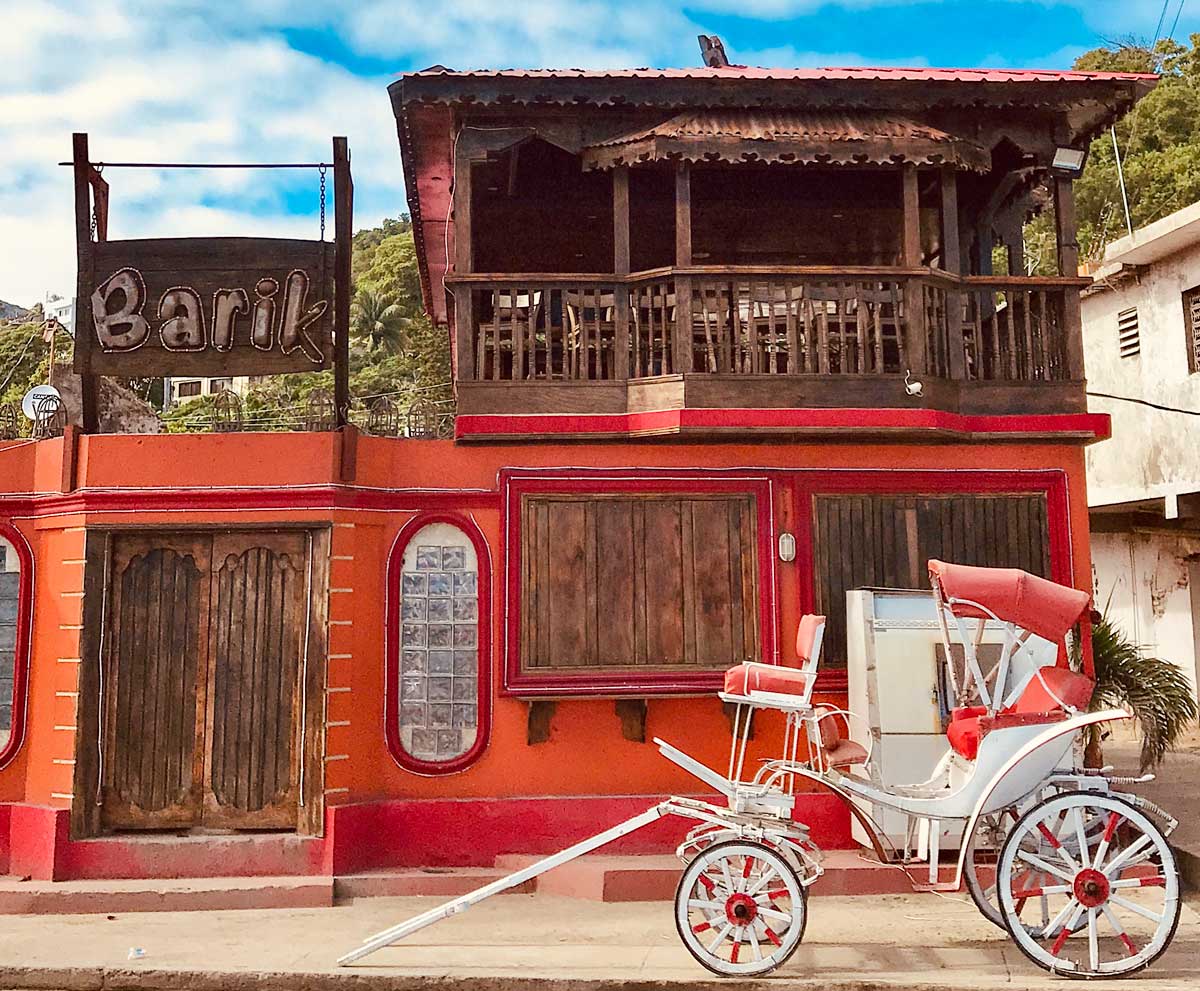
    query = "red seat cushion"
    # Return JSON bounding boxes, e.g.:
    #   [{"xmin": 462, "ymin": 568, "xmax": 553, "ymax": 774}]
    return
[
  {"xmin": 1010, "ymin": 666, "xmax": 1094, "ymax": 713},
  {"xmin": 945, "ymin": 669, "xmax": 1095, "ymax": 761},
  {"xmin": 947, "ymin": 714, "xmax": 983, "ymax": 760},
  {"xmin": 723, "ymin": 662, "xmax": 812, "ymax": 697},
  {"xmin": 825, "ymin": 739, "xmax": 869, "ymax": 767}
]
